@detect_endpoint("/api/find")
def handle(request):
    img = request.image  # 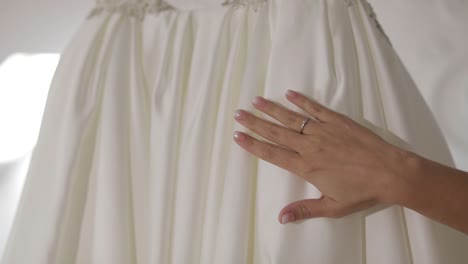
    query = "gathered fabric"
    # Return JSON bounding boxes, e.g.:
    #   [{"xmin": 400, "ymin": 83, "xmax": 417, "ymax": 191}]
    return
[{"xmin": 2, "ymin": 0, "xmax": 468, "ymax": 263}]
